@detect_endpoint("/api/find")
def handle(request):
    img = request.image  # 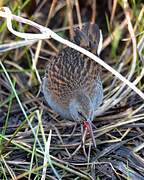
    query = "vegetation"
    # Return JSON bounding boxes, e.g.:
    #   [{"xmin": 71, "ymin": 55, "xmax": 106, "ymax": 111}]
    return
[{"xmin": 0, "ymin": 0, "xmax": 144, "ymax": 179}]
